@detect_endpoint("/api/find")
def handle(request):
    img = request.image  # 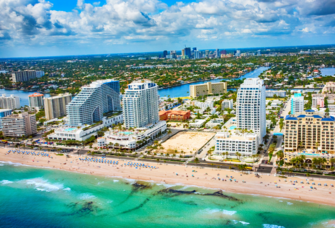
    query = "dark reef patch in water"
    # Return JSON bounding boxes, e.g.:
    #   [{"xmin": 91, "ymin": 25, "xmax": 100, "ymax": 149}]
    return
[
  {"xmin": 64, "ymin": 201, "xmax": 99, "ymax": 217},
  {"xmin": 158, "ymin": 188, "xmax": 241, "ymax": 202},
  {"xmin": 117, "ymin": 181, "xmax": 152, "ymax": 206},
  {"xmin": 204, "ymin": 190, "xmax": 240, "ymax": 202},
  {"xmin": 158, "ymin": 188, "xmax": 197, "ymax": 195},
  {"xmin": 117, "ymin": 198, "xmax": 151, "ymax": 215}
]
